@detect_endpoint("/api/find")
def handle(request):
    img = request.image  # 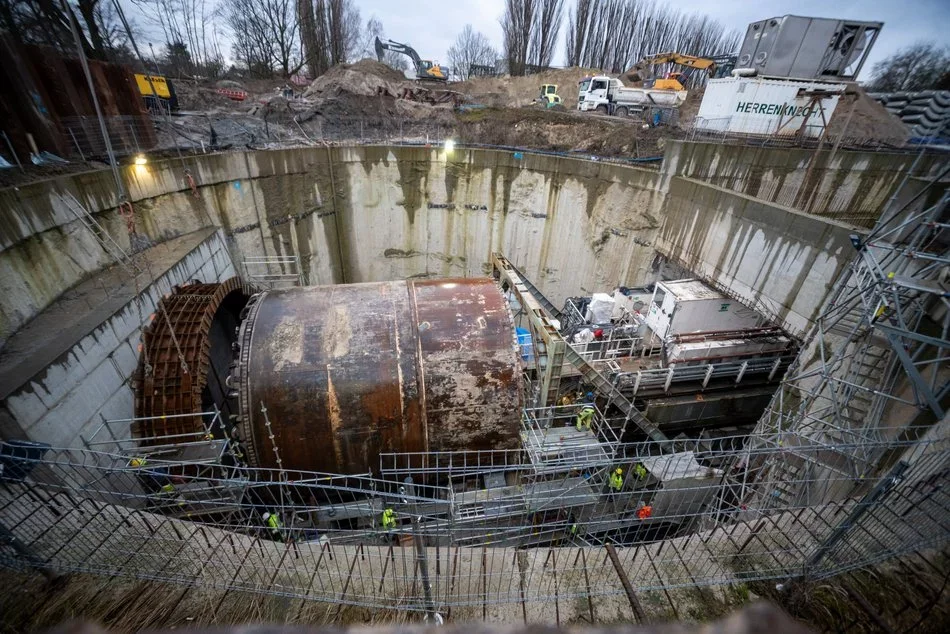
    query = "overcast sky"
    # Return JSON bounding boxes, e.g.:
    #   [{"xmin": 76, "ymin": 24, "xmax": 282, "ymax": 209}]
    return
[{"xmin": 124, "ymin": 0, "xmax": 950, "ymax": 81}]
